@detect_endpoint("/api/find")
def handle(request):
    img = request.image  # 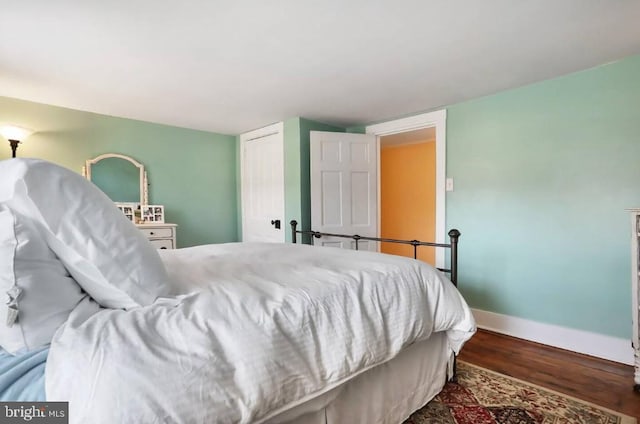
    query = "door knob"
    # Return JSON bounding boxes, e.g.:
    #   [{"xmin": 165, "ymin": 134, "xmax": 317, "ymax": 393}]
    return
[{"xmin": 271, "ymin": 219, "xmax": 281, "ymax": 229}]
